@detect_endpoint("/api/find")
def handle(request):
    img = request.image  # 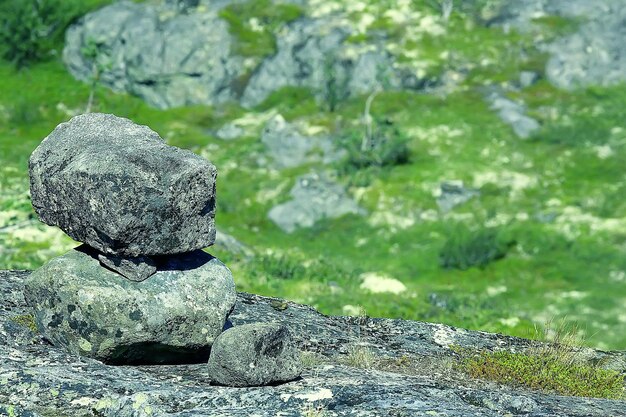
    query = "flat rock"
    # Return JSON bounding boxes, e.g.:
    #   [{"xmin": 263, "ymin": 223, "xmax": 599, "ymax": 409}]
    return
[
  {"xmin": 436, "ymin": 180, "xmax": 479, "ymax": 213},
  {"xmin": 487, "ymin": 91, "xmax": 540, "ymax": 139},
  {"xmin": 2, "ymin": 270, "xmax": 625, "ymax": 416},
  {"xmin": 23, "ymin": 247, "xmax": 235, "ymax": 364},
  {"xmin": 97, "ymin": 253, "xmax": 157, "ymax": 282},
  {"xmin": 268, "ymin": 172, "xmax": 364, "ymax": 233},
  {"xmin": 207, "ymin": 323, "xmax": 302, "ymax": 387},
  {"xmin": 29, "ymin": 113, "xmax": 217, "ymax": 257},
  {"xmin": 261, "ymin": 114, "xmax": 339, "ymax": 168}
]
